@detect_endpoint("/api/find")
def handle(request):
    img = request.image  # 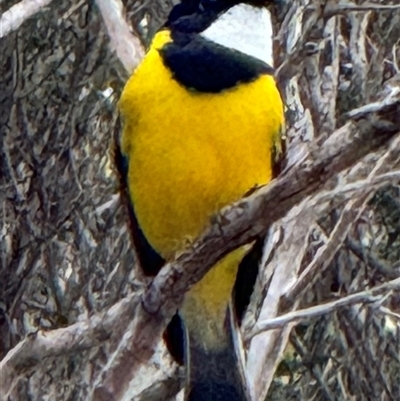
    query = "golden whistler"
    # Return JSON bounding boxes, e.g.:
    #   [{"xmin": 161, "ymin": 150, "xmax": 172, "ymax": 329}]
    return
[{"xmin": 117, "ymin": 1, "xmax": 284, "ymax": 400}]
